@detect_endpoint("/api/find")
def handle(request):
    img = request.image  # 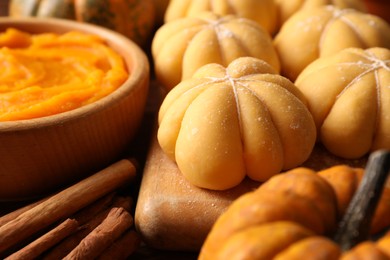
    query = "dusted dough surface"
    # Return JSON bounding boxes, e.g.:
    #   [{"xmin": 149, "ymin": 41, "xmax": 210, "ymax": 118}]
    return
[
  {"xmin": 274, "ymin": 6, "xmax": 390, "ymax": 81},
  {"xmin": 158, "ymin": 57, "xmax": 316, "ymax": 190},
  {"xmin": 152, "ymin": 12, "xmax": 280, "ymax": 90},
  {"xmin": 274, "ymin": 0, "xmax": 366, "ymax": 26},
  {"xmin": 164, "ymin": 0, "xmax": 278, "ymax": 35},
  {"xmin": 295, "ymin": 47, "xmax": 390, "ymax": 159}
]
